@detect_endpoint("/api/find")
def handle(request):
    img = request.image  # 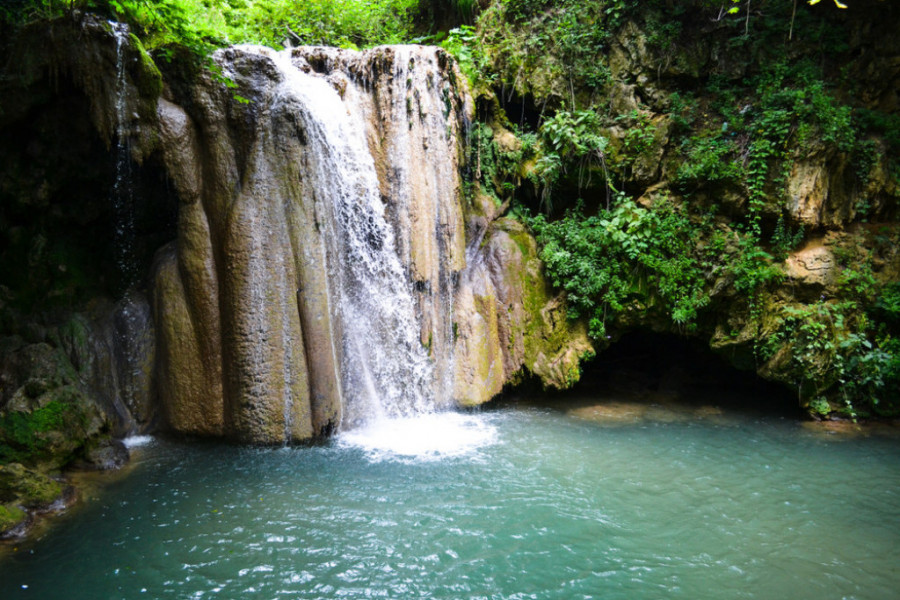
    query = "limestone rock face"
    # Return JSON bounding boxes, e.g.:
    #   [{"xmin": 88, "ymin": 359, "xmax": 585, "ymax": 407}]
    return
[
  {"xmin": 152, "ymin": 45, "xmax": 478, "ymax": 442},
  {"xmin": 54, "ymin": 296, "xmax": 157, "ymax": 437},
  {"xmin": 787, "ymin": 150, "xmax": 857, "ymax": 228},
  {"xmin": 149, "ymin": 43, "xmax": 589, "ymax": 440},
  {"xmin": 785, "ymin": 241, "xmax": 836, "ymax": 295},
  {"xmin": 453, "ymin": 218, "xmax": 593, "ymax": 405}
]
